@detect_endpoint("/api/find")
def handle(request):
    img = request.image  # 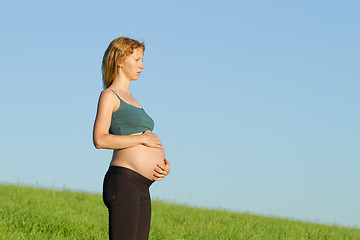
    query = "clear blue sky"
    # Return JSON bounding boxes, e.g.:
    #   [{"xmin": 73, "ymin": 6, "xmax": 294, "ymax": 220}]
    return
[{"xmin": 1, "ymin": 0, "xmax": 359, "ymax": 228}]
